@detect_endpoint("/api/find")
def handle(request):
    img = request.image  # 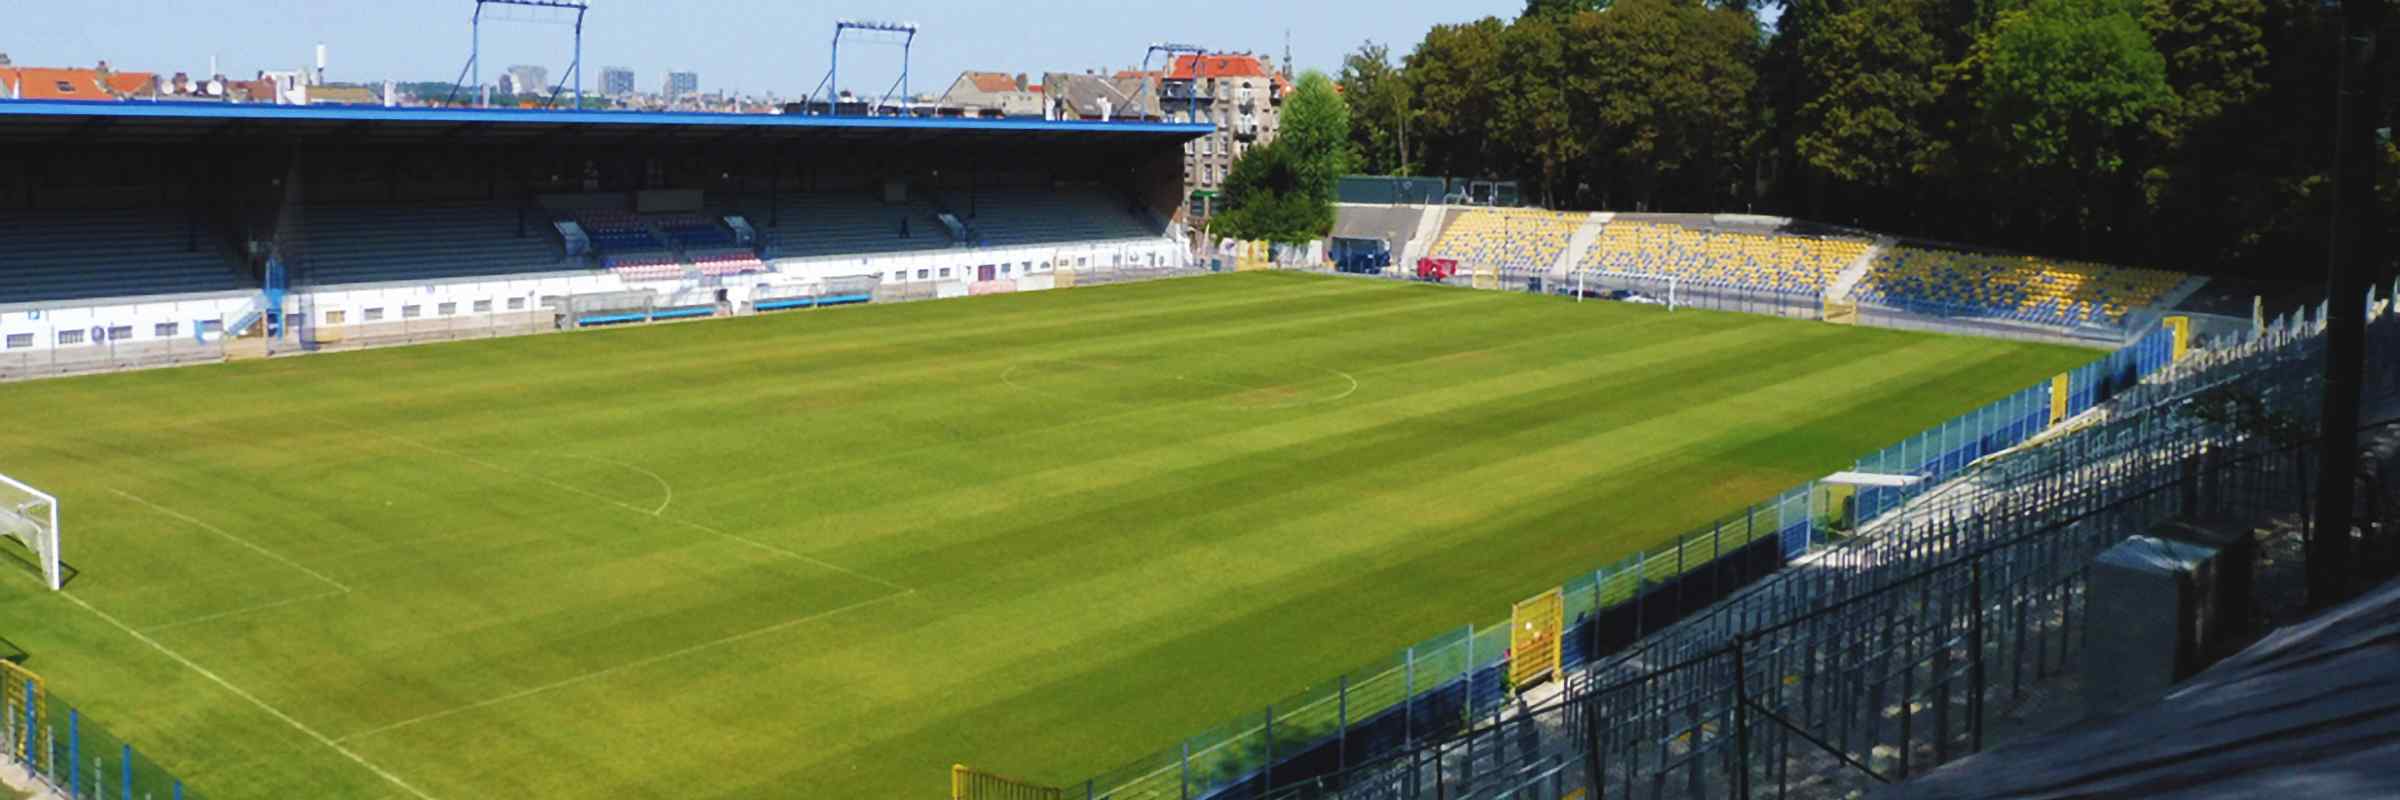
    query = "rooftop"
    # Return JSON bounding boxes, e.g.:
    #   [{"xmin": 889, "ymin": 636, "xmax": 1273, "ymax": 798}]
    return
[{"xmin": 0, "ymin": 98, "xmax": 1211, "ymax": 146}]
